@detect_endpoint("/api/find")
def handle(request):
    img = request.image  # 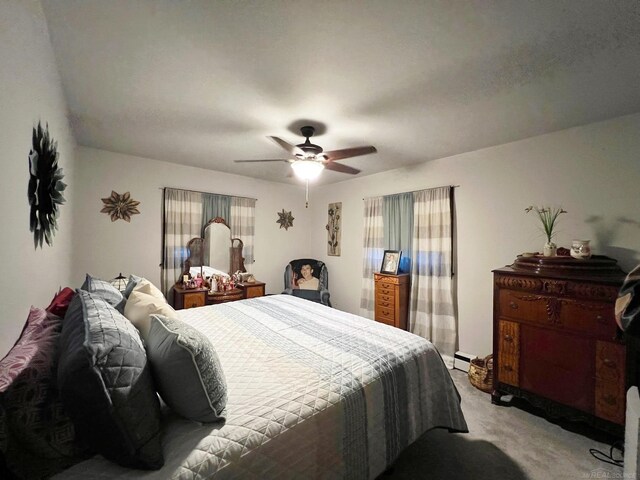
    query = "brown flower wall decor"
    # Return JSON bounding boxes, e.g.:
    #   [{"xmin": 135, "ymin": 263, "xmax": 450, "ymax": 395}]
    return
[
  {"xmin": 101, "ymin": 191, "xmax": 140, "ymax": 222},
  {"xmin": 276, "ymin": 209, "xmax": 294, "ymax": 230}
]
